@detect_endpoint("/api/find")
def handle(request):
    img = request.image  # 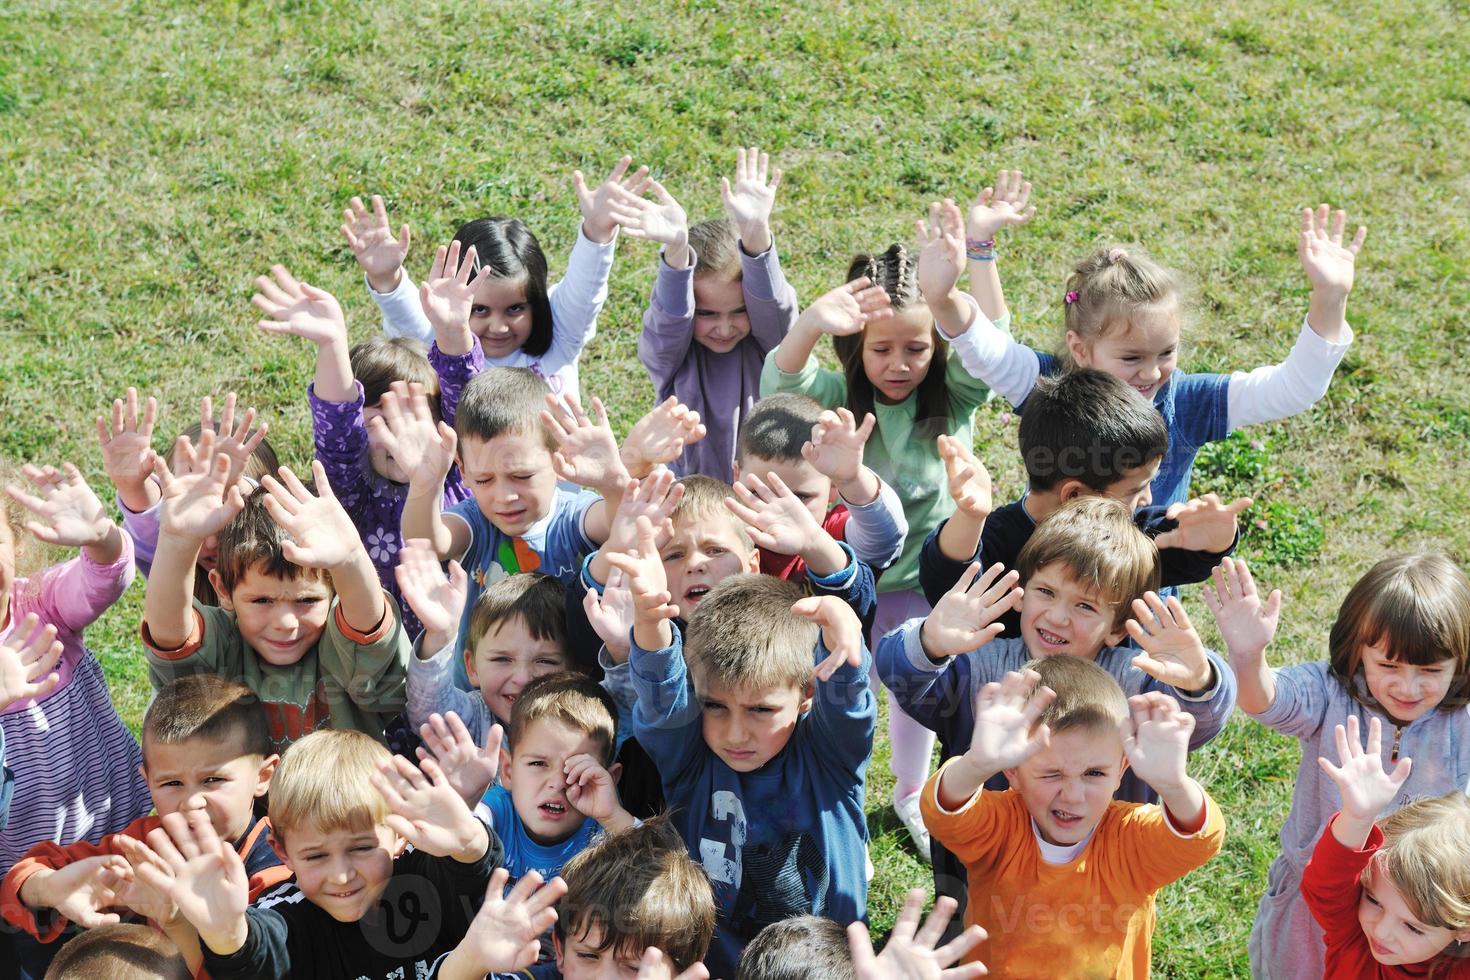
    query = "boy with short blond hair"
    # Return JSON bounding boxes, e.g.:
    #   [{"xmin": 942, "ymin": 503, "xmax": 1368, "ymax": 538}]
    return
[
  {"xmin": 608, "ymin": 516, "xmax": 875, "ymax": 979},
  {"xmin": 922, "ymin": 660, "xmax": 1225, "ymax": 978},
  {"xmin": 141, "ymin": 454, "xmax": 409, "ymax": 750}
]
